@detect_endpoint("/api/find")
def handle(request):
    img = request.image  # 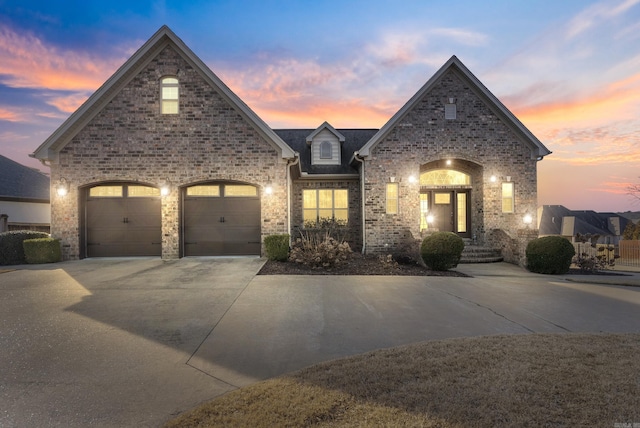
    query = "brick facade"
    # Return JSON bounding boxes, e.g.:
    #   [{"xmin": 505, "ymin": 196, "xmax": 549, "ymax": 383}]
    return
[
  {"xmin": 49, "ymin": 45, "xmax": 289, "ymax": 259},
  {"xmin": 36, "ymin": 28, "xmax": 547, "ymax": 264},
  {"xmin": 363, "ymin": 68, "xmax": 539, "ymax": 256}
]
